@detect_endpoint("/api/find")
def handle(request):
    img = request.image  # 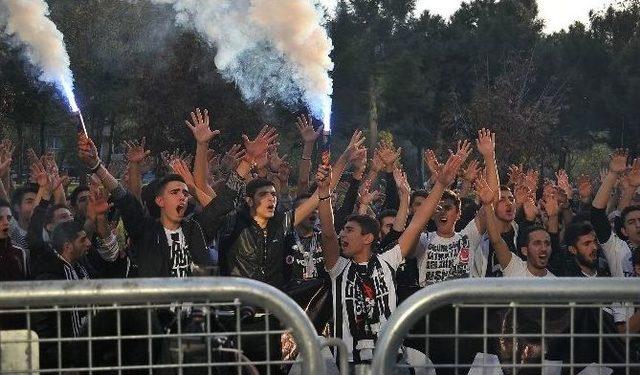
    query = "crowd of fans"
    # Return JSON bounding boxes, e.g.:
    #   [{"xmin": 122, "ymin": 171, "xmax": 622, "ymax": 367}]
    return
[{"xmin": 1, "ymin": 108, "xmax": 639, "ymax": 373}]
